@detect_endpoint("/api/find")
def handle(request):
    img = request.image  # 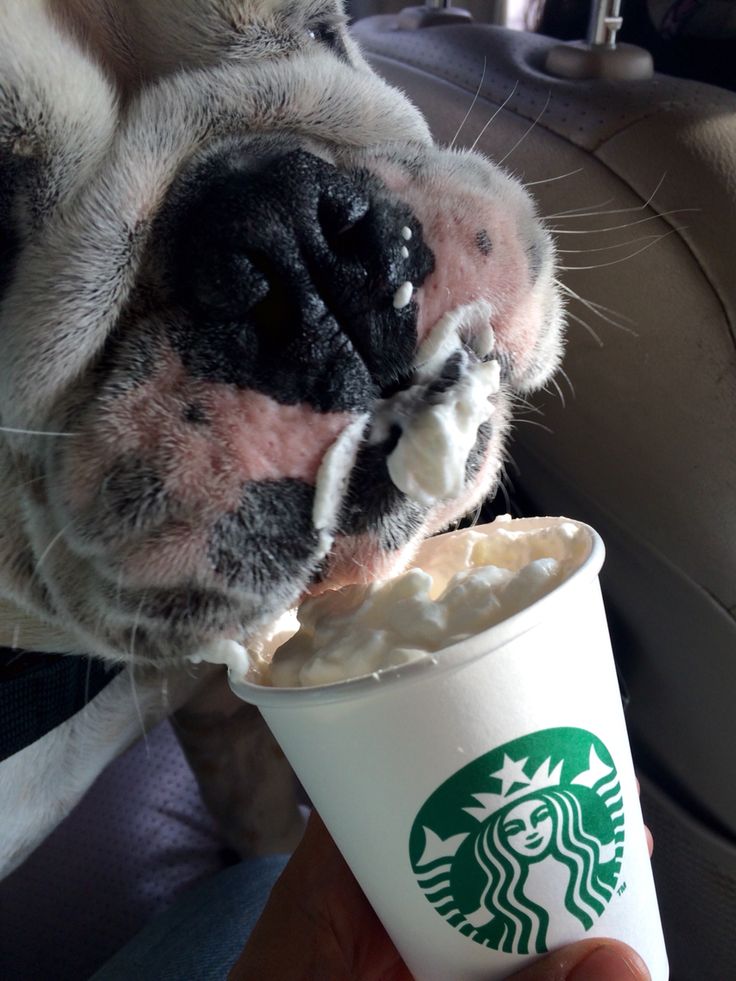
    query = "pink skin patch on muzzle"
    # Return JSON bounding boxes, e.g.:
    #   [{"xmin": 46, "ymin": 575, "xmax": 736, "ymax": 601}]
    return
[
  {"xmin": 58, "ymin": 342, "xmax": 355, "ymax": 587},
  {"xmin": 374, "ymin": 163, "xmax": 546, "ymax": 381}
]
